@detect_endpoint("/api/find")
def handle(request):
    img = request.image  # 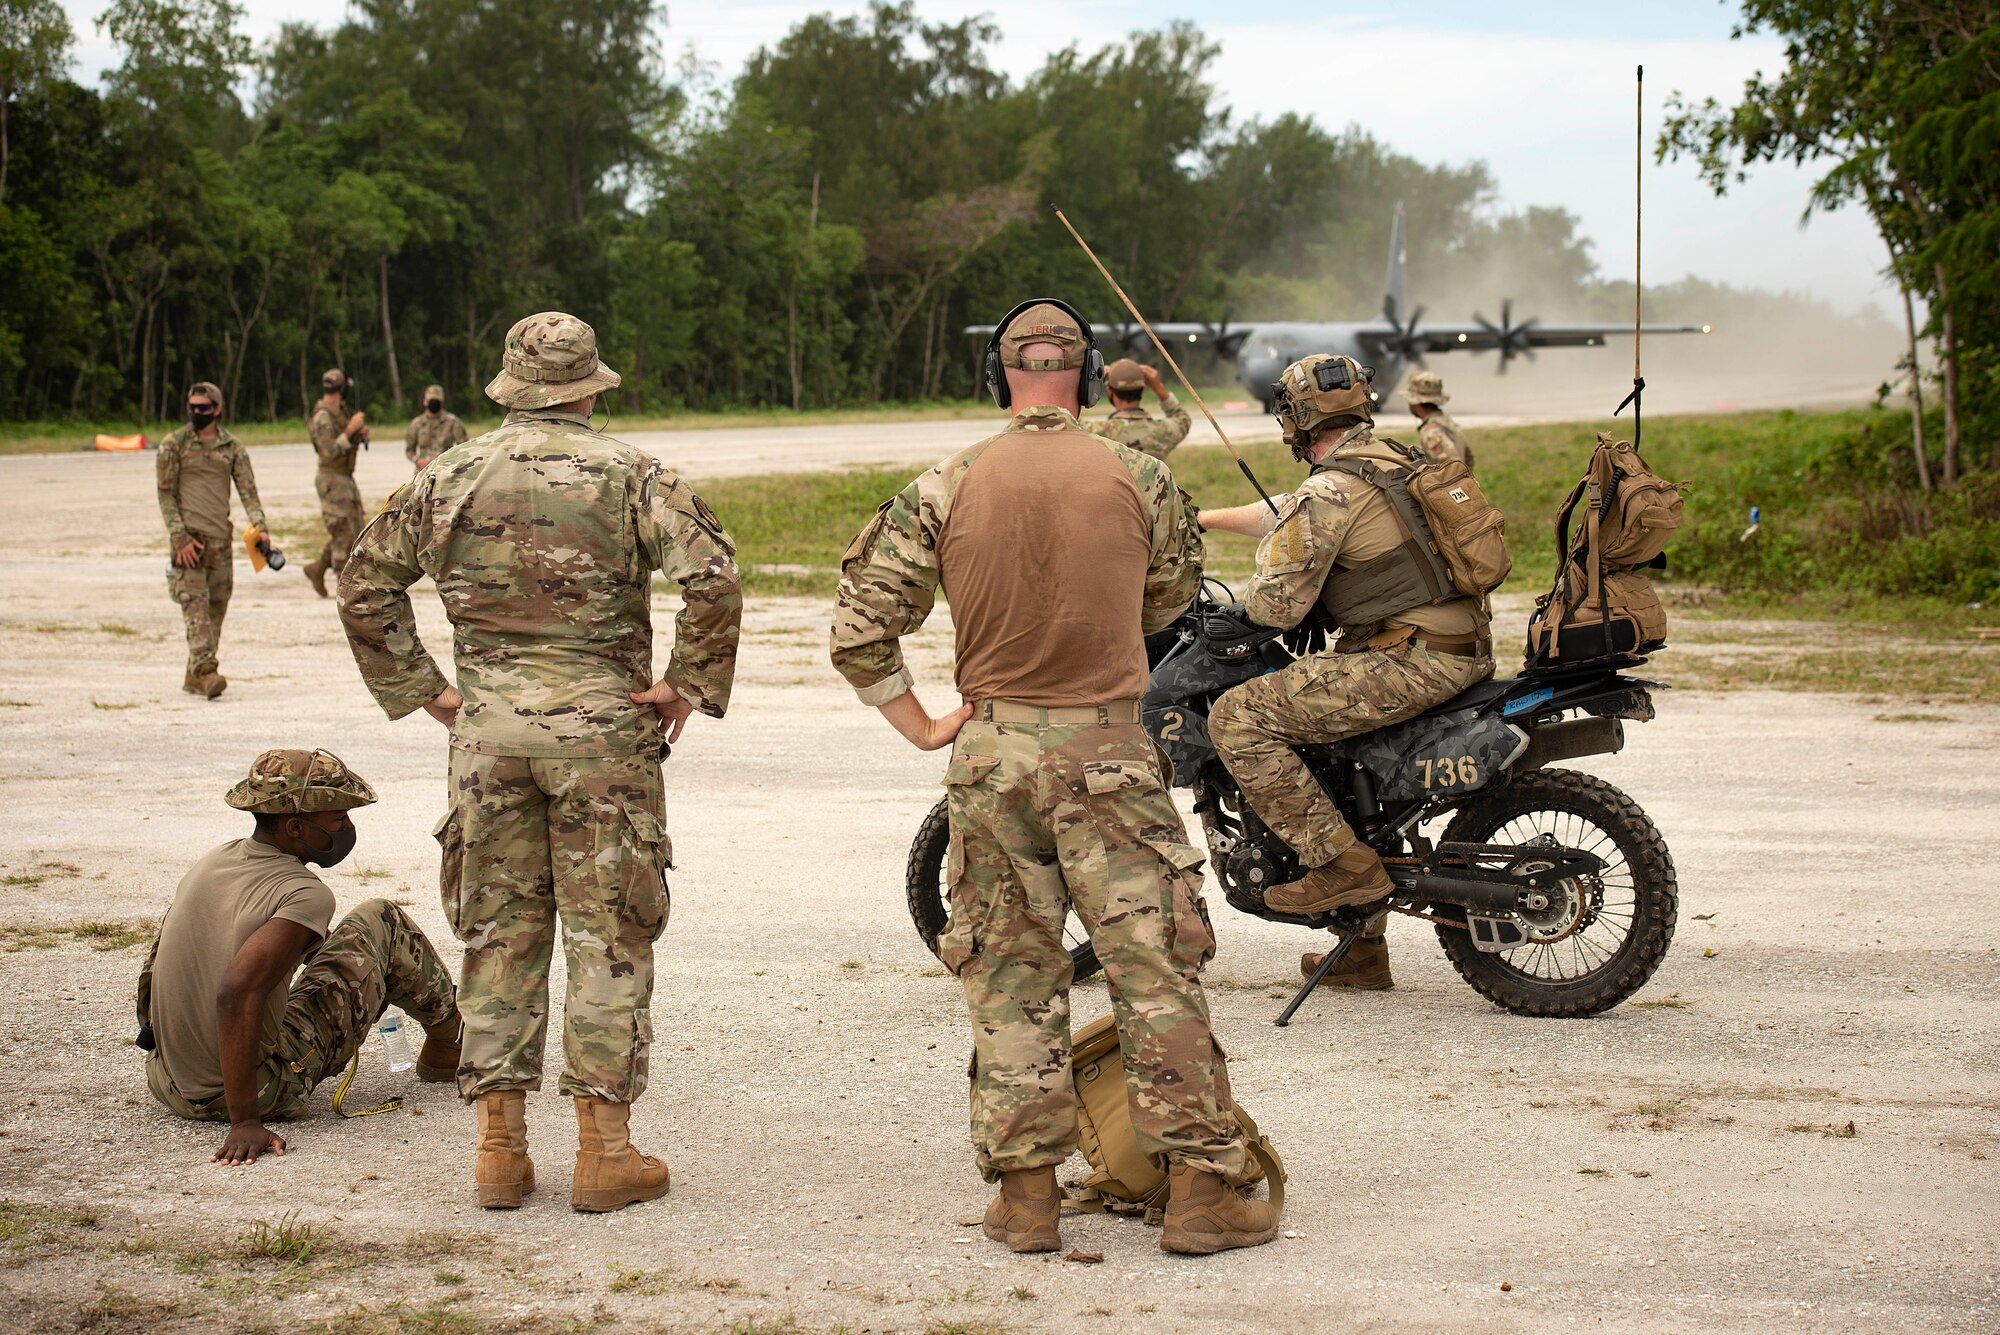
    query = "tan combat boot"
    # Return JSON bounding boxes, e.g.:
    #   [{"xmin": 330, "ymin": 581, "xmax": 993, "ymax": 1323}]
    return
[
  {"xmin": 473, "ymin": 1090, "xmax": 535, "ymax": 1209},
  {"xmin": 1301, "ymin": 929, "xmax": 1393, "ymax": 991},
  {"xmin": 981, "ymin": 1166, "xmax": 1061, "ymax": 1253},
  {"xmin": 1264, "ymin": 842, "xmax": 1393, "ymax": 916},
  {"xmin": 192, "ymin": 670, "xmax": 227, "ymax": 699},
  {"xmin": 415, "ymin": 1016, "xmax": 462, "ymax": 1083},
  {"xmin": 182, "ymin": 668, "xmax": 203, "ymax": 696},
  {"xmin": 303, "ymin": 558, "xmax": 329, "ymax": 598},
  {"xmin": 570, "ymin": 1096, "xmax": 670, "ymax": 1213},
  {"xmin": 1158, "ymin": 1162, "xmax": 1278, "ymax": 1256}
]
